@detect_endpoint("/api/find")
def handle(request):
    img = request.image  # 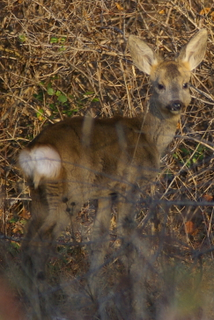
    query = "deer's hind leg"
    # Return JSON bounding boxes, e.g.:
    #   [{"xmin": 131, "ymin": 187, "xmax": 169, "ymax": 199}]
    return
[
  {"xmin": 21, "ymin": 183, "xmax": 50, "ymax": 280},
  {"xmin": 27, "ymin": 182, "xmax": 75, "ymax": 279},
  {"xmin": 21, "ymin": 181, "xmax": 74, "ymax": 319}
]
